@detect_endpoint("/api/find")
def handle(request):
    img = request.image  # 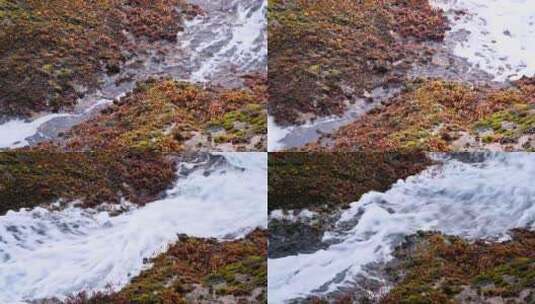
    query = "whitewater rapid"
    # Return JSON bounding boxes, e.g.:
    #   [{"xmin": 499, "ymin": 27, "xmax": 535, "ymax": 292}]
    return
[
  {"xmin": 0, "ymin": 0, "xmax": 267, "ymax": 149},
  {"xmin": 269, "ymin": 153, "xmax": 535, "ymax": 303},
  {"xmin": 0, "ymin": 153, "xmax": 267, "ymax": 303}
]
